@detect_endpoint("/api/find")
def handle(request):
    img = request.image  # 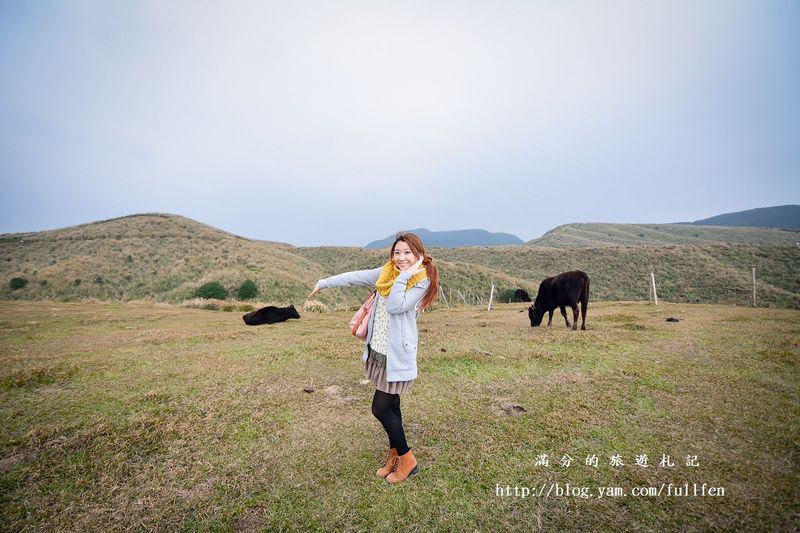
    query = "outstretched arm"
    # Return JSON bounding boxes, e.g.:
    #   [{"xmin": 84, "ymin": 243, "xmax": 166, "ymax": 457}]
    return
[{"xmin": 308, "ymin": 266, "xmax": 383, "ymax": 298}]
